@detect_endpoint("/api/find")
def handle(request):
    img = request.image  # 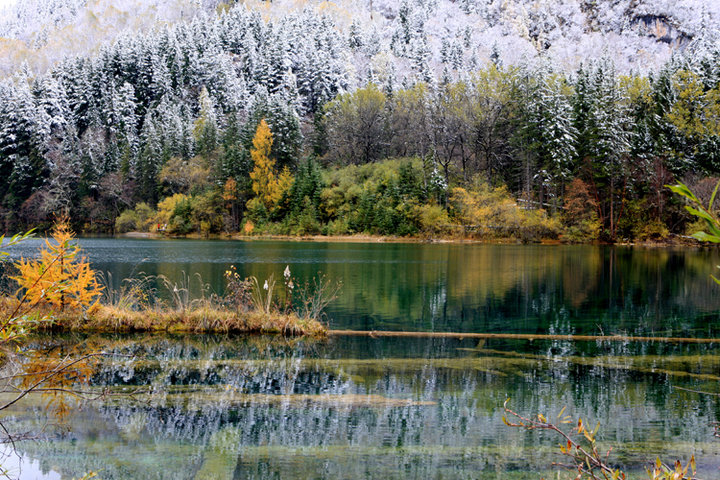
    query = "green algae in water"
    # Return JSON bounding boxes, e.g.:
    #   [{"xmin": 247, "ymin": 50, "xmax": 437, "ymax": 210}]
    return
[
  {"xmin": 3, "ymin": 333, "xmax": 719, "ymax": 479},
  {"xmin": 4, "ymin": 241, "xmax": 720, "ymax": 478}
]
